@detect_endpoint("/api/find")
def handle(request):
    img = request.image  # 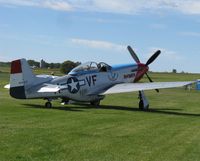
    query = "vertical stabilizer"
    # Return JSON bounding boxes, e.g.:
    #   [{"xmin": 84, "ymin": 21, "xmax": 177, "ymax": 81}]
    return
[{"xmin": 10, "ymin": 59, "xmax": 35, "ymax": 99}]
